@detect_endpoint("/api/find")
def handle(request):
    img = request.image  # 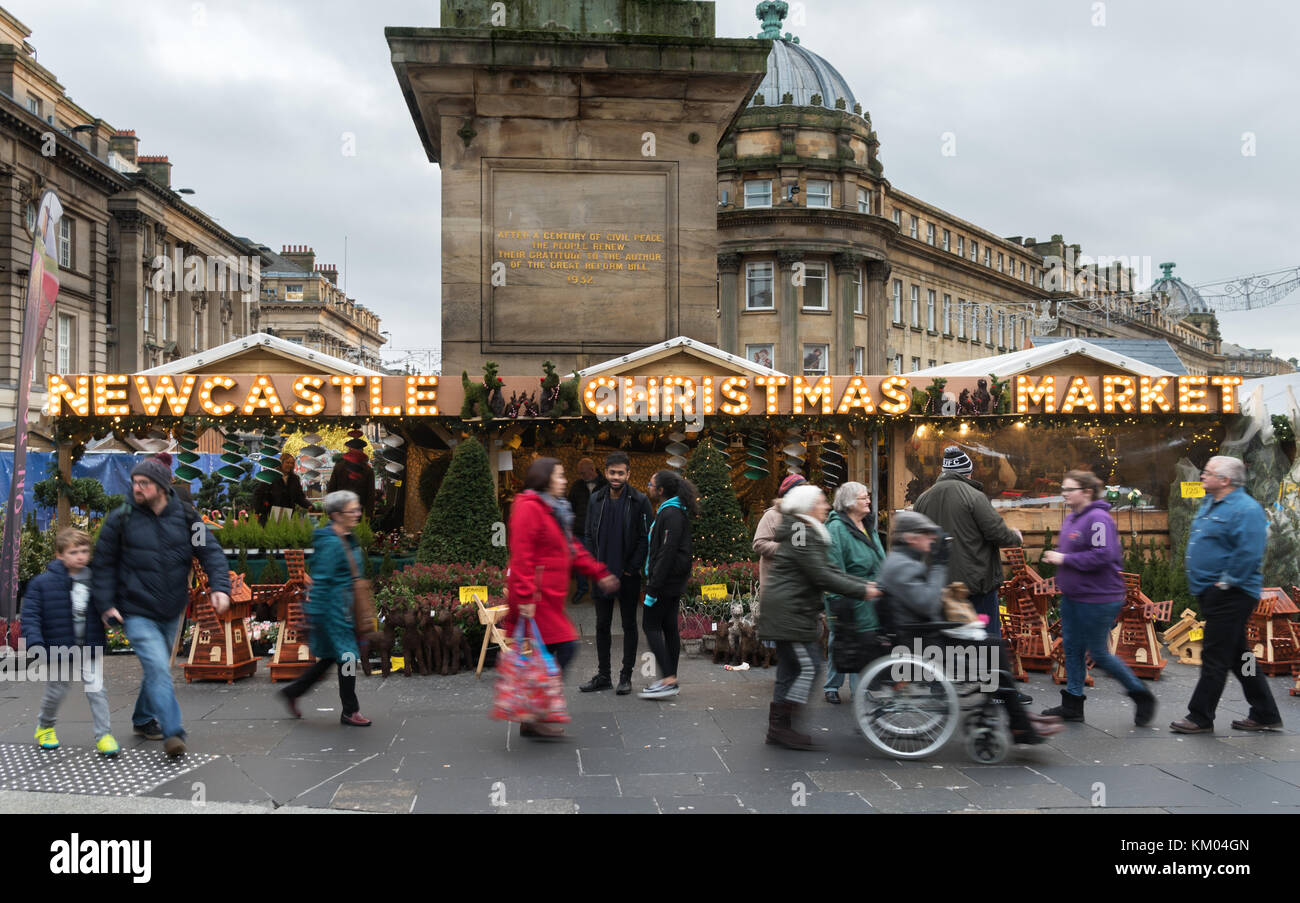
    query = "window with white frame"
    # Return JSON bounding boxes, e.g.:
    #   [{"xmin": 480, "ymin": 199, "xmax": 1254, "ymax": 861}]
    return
[
  {"xmin": 192, "ymin": 312, "xmax": 201, "ymax": 351},
  {"xmin": 857, "ymin": 187, "xmax": 871, "ymax": 214},
  {"xmin": 892, "ymin": 354, "xmax": 902, "ymax": 375},
  {"xmin": 909, "ymin": 215, "xmax": 919, "ymax": 239},
  {"xmin": 926, "ymin": 223, "xmax": 935, "ymax": 245},
  {"xmin": 161, "ymin": 299, "xmax": 171, "ymax": 341},
  {"xmin": 970, "ymin": 240, "xmax": 978, "ymax": 262},
  {"xmin": 943, "ymin": 294, "xmax": 952, "ymax": 334},
  {"xmin": 143, "ymin": 287, "xmax": 152, "ymax": 335},
  {"xmin": 744, "ymin": 180, "xmax": 773, "ymax": 208},
  {"xmin": 957, "ymin": 236, "xmax": 965, "ymax": 257},
  {"xmin": 892, "ymin": 208, "xmax": 901, "ymax": 226},
  {"xmin": 957, "ymin": 299, "xmax": 966, "ymax": 338},
  {"xmin": 853, "ymin": 346, "xmax": 865, "ymax": 375},
  {"xmin": 58, "ymin": 217, "xmax": 72, "ymax": 269},
  {"xmin": 928, "ymin": 359, "xmax": 936, "ymax": 369},
  {"xmin": 910, "ymin": 285, "xmax": 920, "ymax": 326},
  {"xmin": 1019, "ymin": 261, "xmax": 1026, "ymax": 280},
  {"xmin": 892, "ymin": 279, "xmax": 903, "ymax": 323},
  {"xmin": 806, "ymin": 180, "xmax": 831, "ymax": 208},
  {"xmin": 853, "ymin": 268, "xmax": 863, "ymax": 313},
  {"xmin": 997, "ymin": 252, "xmax": 1004, "ymax": 273},
  {"xmin": 970, "ymin": 303, "xmax": 979, "ymax": 341},
  {"xmin": 56, "ymin": 314, "xmax": 73, "ymax": 374},
  {"xmin": 911, "ymin": 356, "xmax": 921, "ymax": 373},
  {"xmin": 984, "ymin": 247, "xmax": 992, "ymax": 267},
  {"xmin": 27, "ymin": 96, "xmax": 40, "ymax": 116},
  {"xmin": 802, "ymin": 262, "xmax": 828, "ymax": 309},
  {"xmin": 926, "ymin": 289, "xmax": 936, "ymax": 330},
  {"xmin": 984, "ymin": 307, "xmax": 993, "ymax": 342},
  {"xmin": 942, "ymin": 229, "xmax": 951, "ymax": 251},
  {"xmin": 998, "ymin": 311, "xmax": 1005, "ymax": 347},
  {"xmin": 1010, "ymin": 317, "xmax": 1018, "ymax": 349},
  {"xmin": 802, "ymin": 343, "xmax": 829, "ymax": 377},
  {"xmin": 745, "ymin": 262, "xmax": 774, "ymax": 309}
]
